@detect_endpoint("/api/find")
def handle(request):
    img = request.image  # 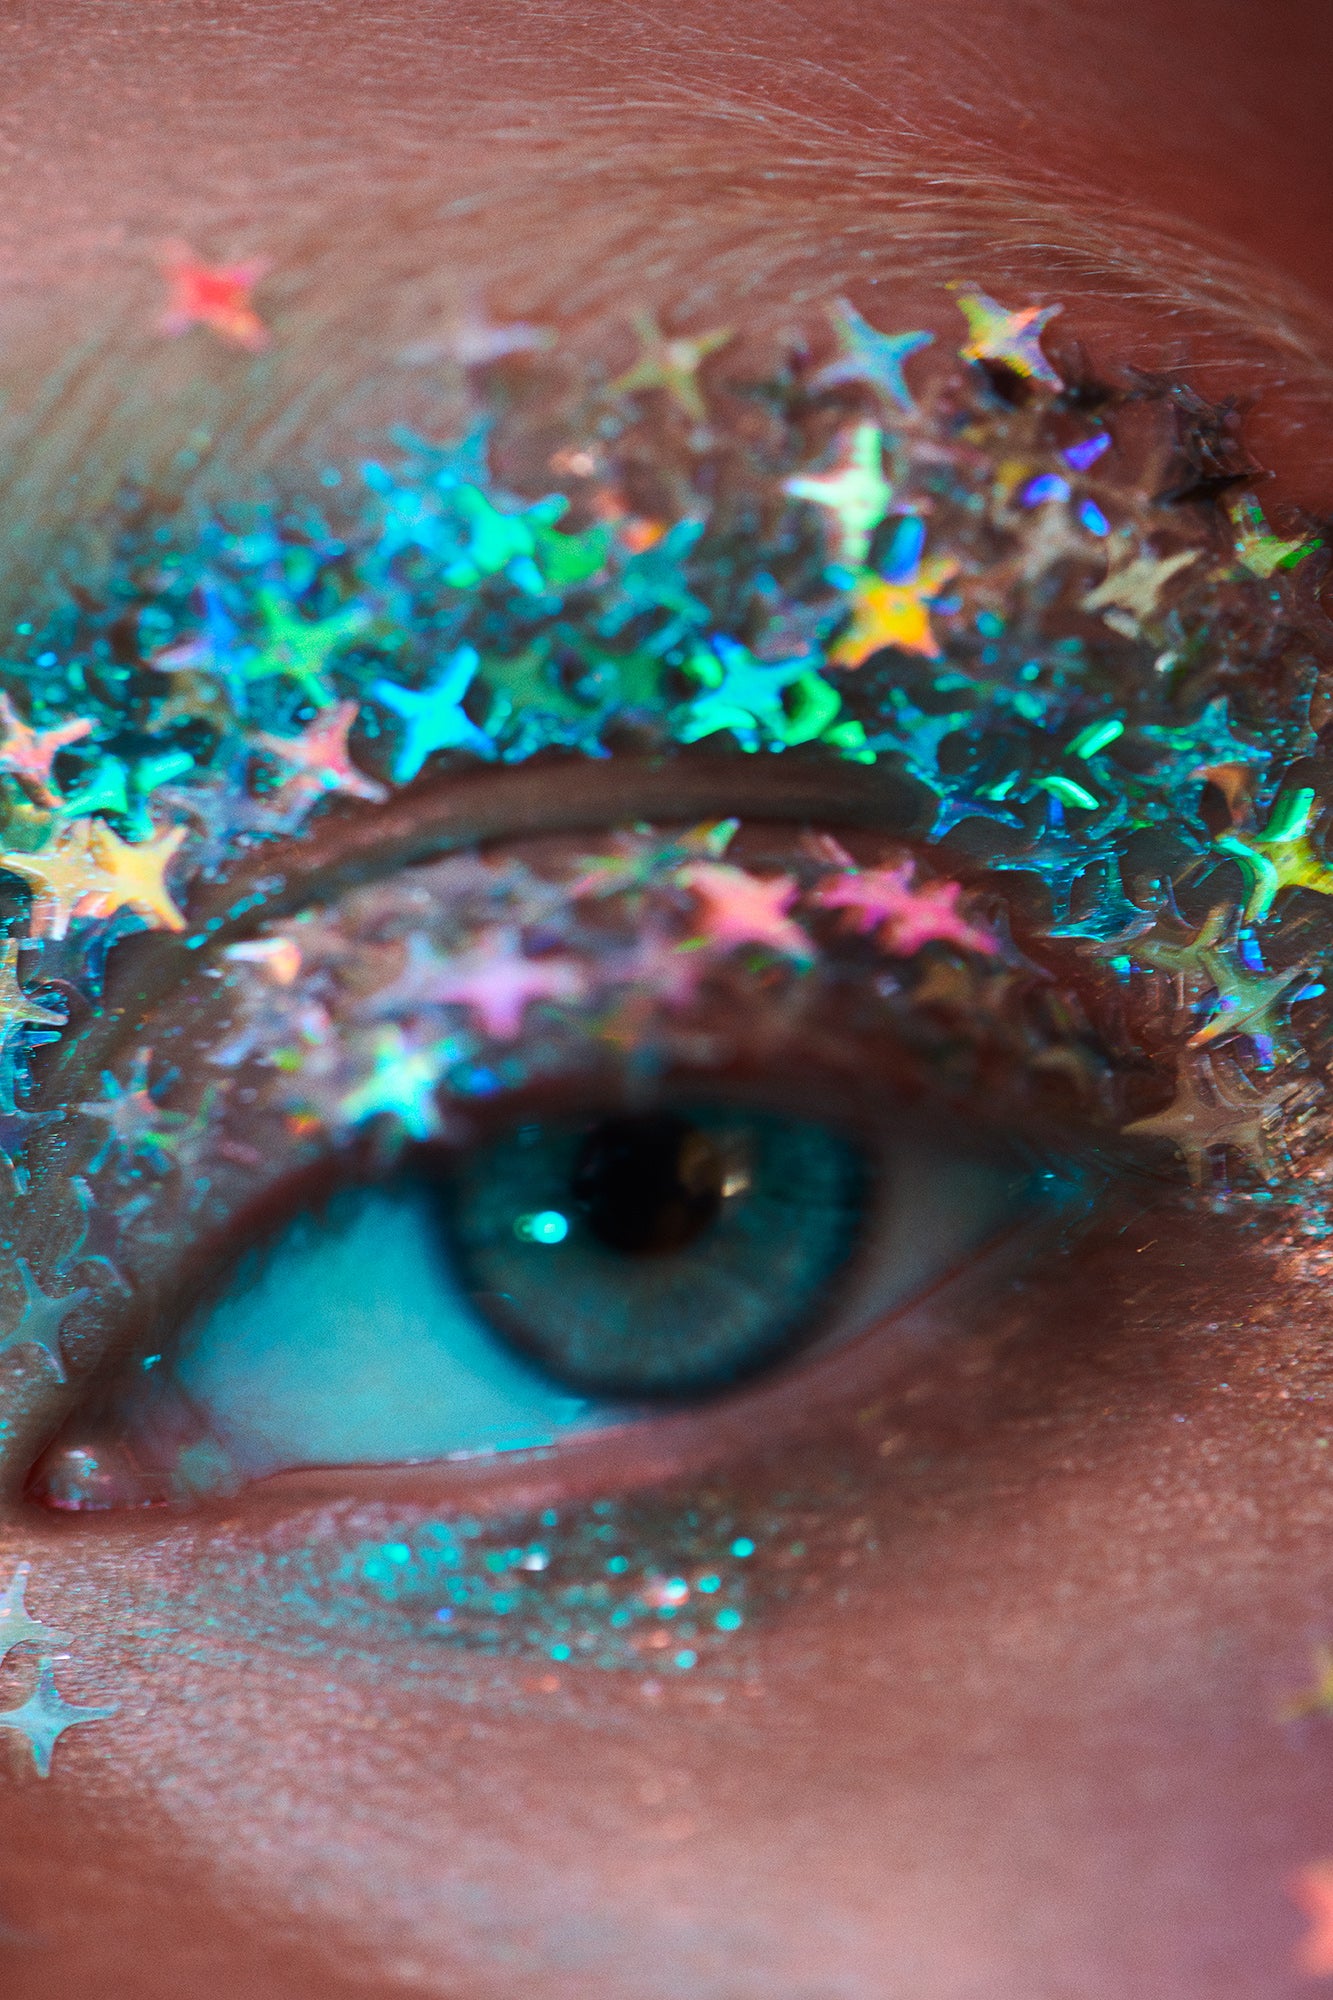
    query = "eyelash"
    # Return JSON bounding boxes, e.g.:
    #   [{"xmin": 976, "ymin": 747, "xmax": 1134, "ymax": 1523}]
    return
[{"xmin": 12, "ymin": 815, "xmax": 1117, "ymax": 1509}]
